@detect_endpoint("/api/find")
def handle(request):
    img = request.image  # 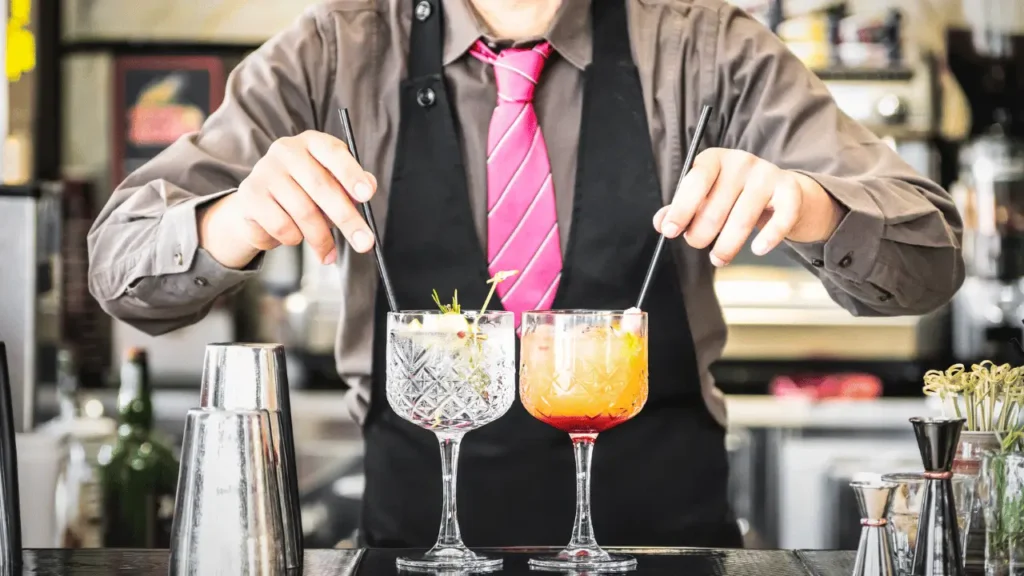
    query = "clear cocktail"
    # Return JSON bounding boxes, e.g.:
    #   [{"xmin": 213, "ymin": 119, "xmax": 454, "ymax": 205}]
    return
[
  {"xmin": 386, "ymin": 308, "xmax": 515, "ymax": 572},
  {"xmin": 520, "ymin": 310, "xmax": 648, "ymax": 571}
]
